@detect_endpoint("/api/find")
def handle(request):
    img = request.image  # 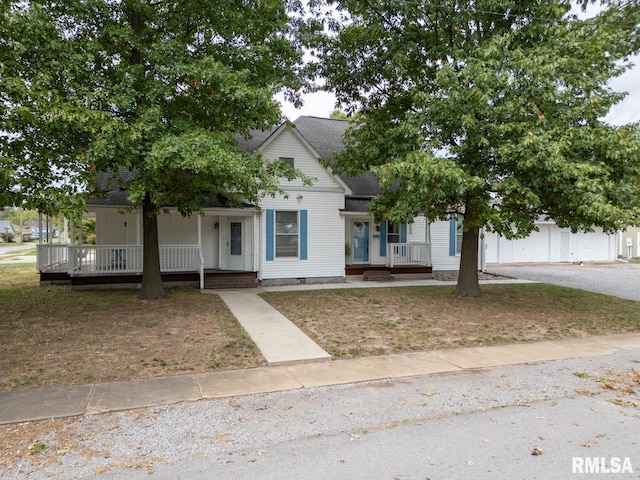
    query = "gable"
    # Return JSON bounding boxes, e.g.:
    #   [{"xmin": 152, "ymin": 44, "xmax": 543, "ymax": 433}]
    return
[{"xmin": 260, "ymin": 127, "xmax": 348, "ymax": 192}]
